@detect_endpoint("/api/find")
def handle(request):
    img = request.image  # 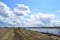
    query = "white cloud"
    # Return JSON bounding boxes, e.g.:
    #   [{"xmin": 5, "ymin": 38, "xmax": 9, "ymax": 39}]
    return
[
  {"xmin": 14, "ymin": 4, "xmax": 30, "ymax": 16},
  {"xmin": 23, "ymin": 13, "xmax": 56, "ymax": 27},
  {"xmin": 57, "ymin": 10, "xmax": 60, "ymax": 12},
  {"xmin": 51, "ymin": 20, "xmax": 60, "ymax": 26},
  {"xmin": 0, "ymin": 2, "xmax": 60, "ymax": 27},
  {"xmin": 0, "ymin": 2, "xmax": 30, "ymax": 27},
  {"xmin": 0, "ymin": 2, "xmax": 19, "ymax": 26},
  {"xmin": 0, "ymin": 2, "xmax": 10, "ymax": 17},
  {"xmin": 0, "ymin": 2, "xmax": 9, "ymax": 12}
]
